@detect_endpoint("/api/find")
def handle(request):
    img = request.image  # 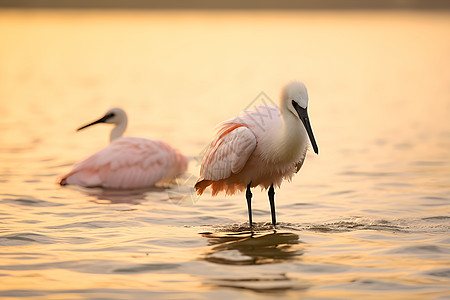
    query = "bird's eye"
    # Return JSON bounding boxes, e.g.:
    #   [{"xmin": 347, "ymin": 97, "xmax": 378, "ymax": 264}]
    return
[{"xmin": 291, "ymin": 100, "xmax": 296, "ymax": 107}]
